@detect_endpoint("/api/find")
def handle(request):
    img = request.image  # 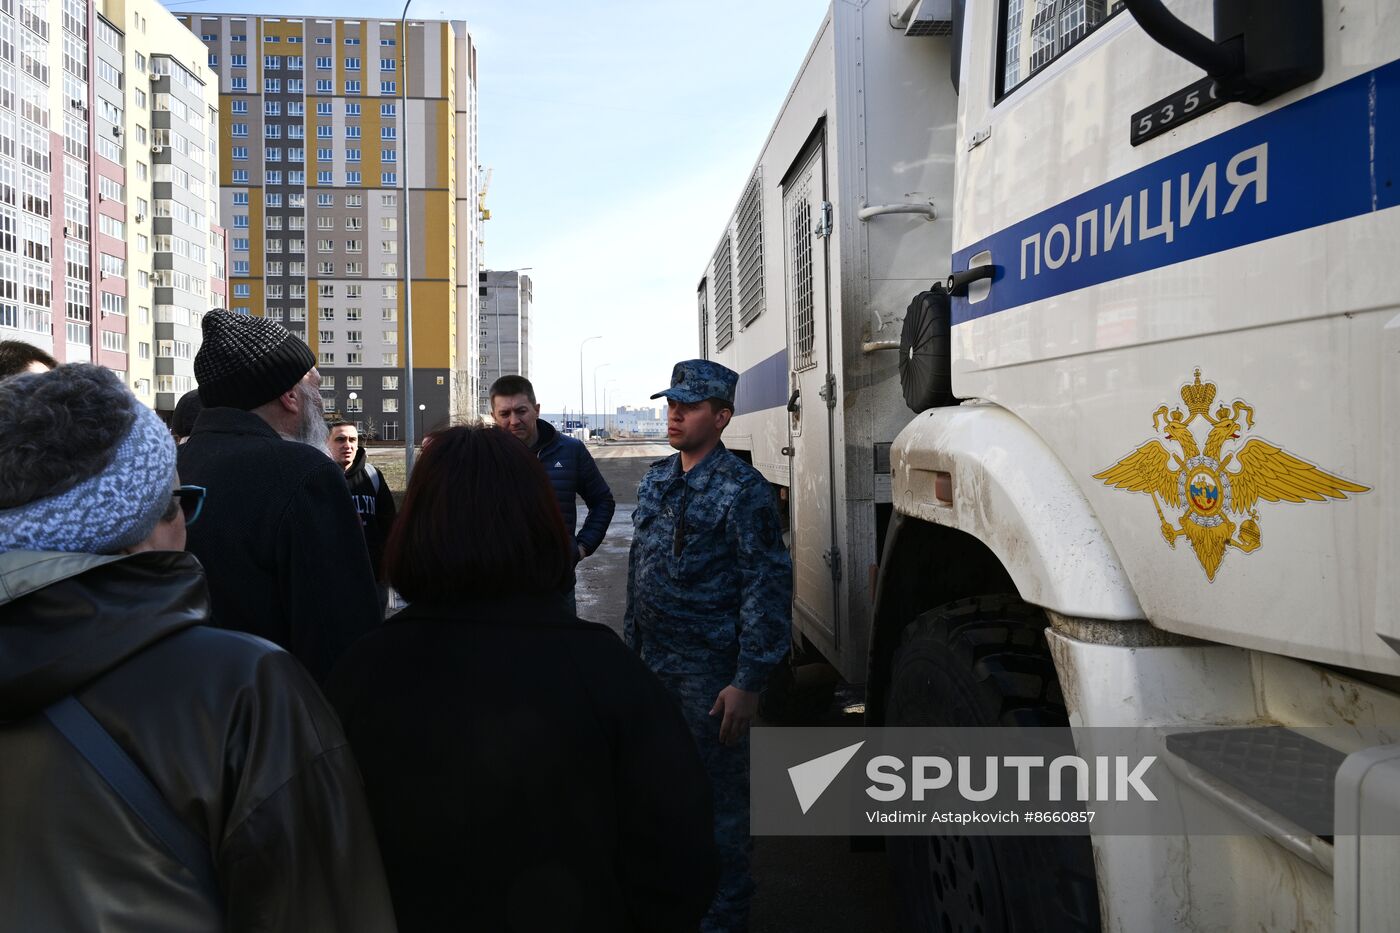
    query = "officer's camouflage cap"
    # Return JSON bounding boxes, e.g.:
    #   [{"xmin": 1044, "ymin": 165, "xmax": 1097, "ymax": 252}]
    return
[{"xmin": 650, "ymin": 359, "xmax": 739, "ymax": 405}]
